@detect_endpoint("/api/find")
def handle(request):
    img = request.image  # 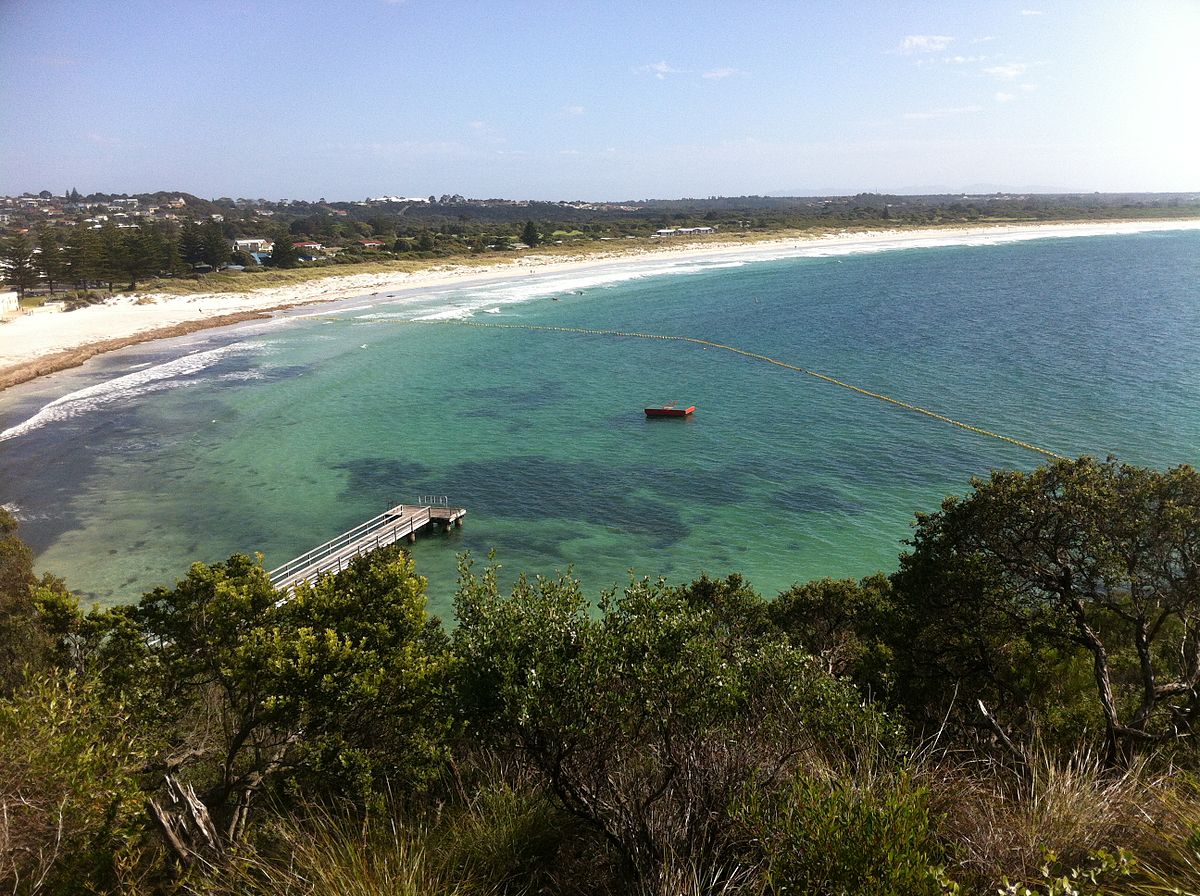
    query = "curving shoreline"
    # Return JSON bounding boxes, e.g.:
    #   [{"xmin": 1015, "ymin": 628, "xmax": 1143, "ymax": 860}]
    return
[{"xmin": 3, "ymin": 219, "xmax": 1197, "ymax": 394}]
